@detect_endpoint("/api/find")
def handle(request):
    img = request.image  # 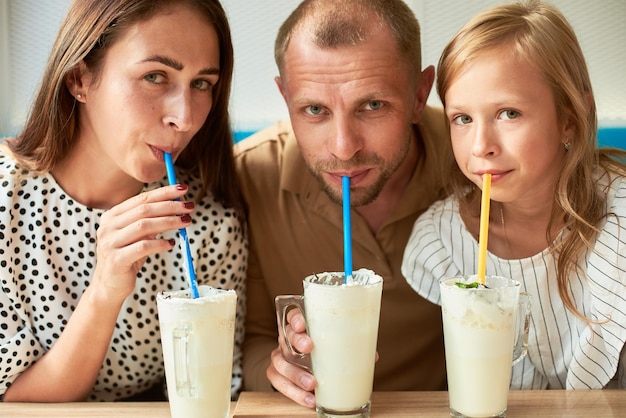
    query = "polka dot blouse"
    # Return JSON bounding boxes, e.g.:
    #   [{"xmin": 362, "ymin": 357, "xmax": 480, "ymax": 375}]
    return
[{"xmin": 0, "ymin": 150, "xmax": 247, "ymax": 401}]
